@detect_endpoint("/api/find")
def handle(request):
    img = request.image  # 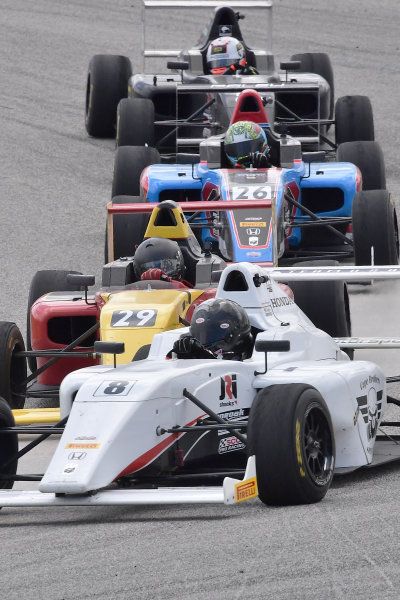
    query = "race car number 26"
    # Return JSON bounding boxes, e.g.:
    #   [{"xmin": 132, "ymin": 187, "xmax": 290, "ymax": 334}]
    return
[
  {"xmin": 111, "ymin": 309, "xmax": 157, "ymax": 328},
  {"xmin": 231, "ymin": 185, "xmax": 272, "ymax": 201}
]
